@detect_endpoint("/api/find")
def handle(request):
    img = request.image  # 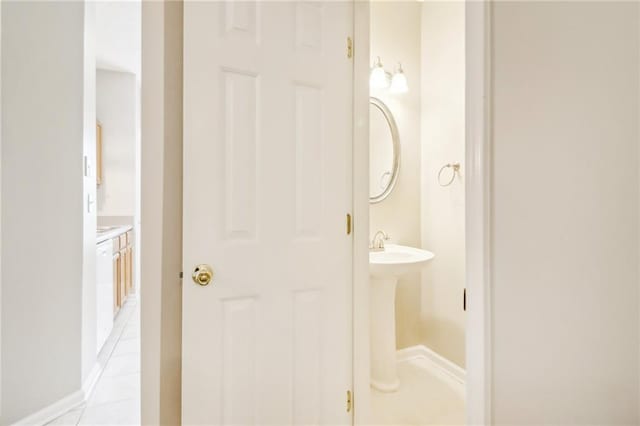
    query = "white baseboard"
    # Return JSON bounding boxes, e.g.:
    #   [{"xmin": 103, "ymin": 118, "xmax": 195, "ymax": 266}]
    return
[
  {"xmin": 81, "ymin": 363, "xmax": 102, "ymax": 399},
  {"xmin": 11, "ymin": 363, "xmax": 103, "ymax": 426},
  {"xmin": 397, "ymin": 344, "xmax": 466, "ymax": 385},
  {"xmin": 11, "ymin": 390, "xmax": 84, "ymax": 426}
]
